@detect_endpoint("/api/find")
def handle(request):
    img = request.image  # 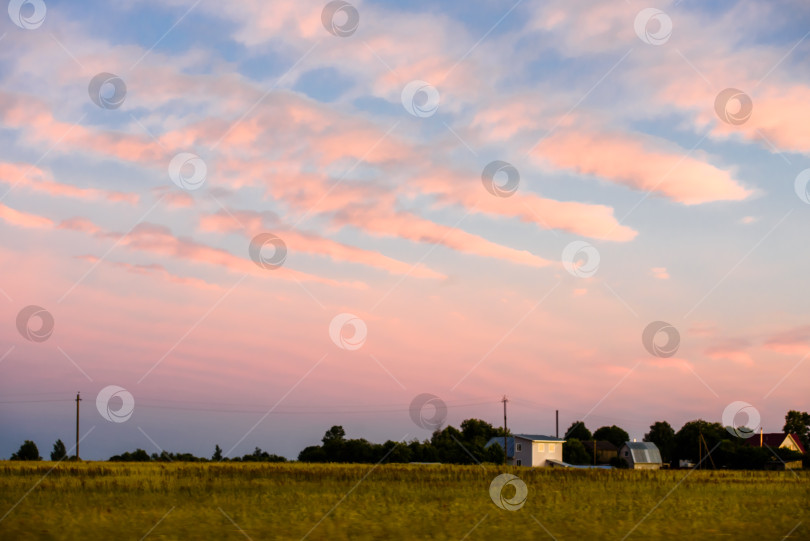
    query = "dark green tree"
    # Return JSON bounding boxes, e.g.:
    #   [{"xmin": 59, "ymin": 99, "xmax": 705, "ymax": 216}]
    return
[
  {"xmin": 644, "ymin": 421, "xmax": 676, "ymax": 463},
  {"xmin": 212, "ymin": 444, "xmax": 223, "ymax": 461},
  {"xmin": 674, "ymin": 420, "xmax": 727, "ymax": 465},
  {"xmin": 593, "ymin": 425, "xmax": 630, "ymax": 449},
  {"xmin": 298, "ymin": 445, "xmax": 328, "ymax": 462},
  {"xmin": 50, "ymin": 439, "xmax": 67, "ymax": 461},
  {"xmin": 322, "ymin": 426, "xmax": 346, "ymax": 444},
  {"xmin": 460, "ymin": 419, "xmax": 498, "ymax": 447},
  {"xmin": 11, "ymin": 440, "xmax": 41, "ymax": 461},
  {"xmin": 109, "ymin": 449, "xmax": 151, "ymax": 462},
  {"xmin": 564, "ymin": 421, "xmax": 591, "ymax": 441},
  {"xmin": 484, "ymin": 442, "xmax": 505, "ymax": 464},
  {"xmin": 563, "ymin": 438, "xmax": 591, "ymax": 465}
]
